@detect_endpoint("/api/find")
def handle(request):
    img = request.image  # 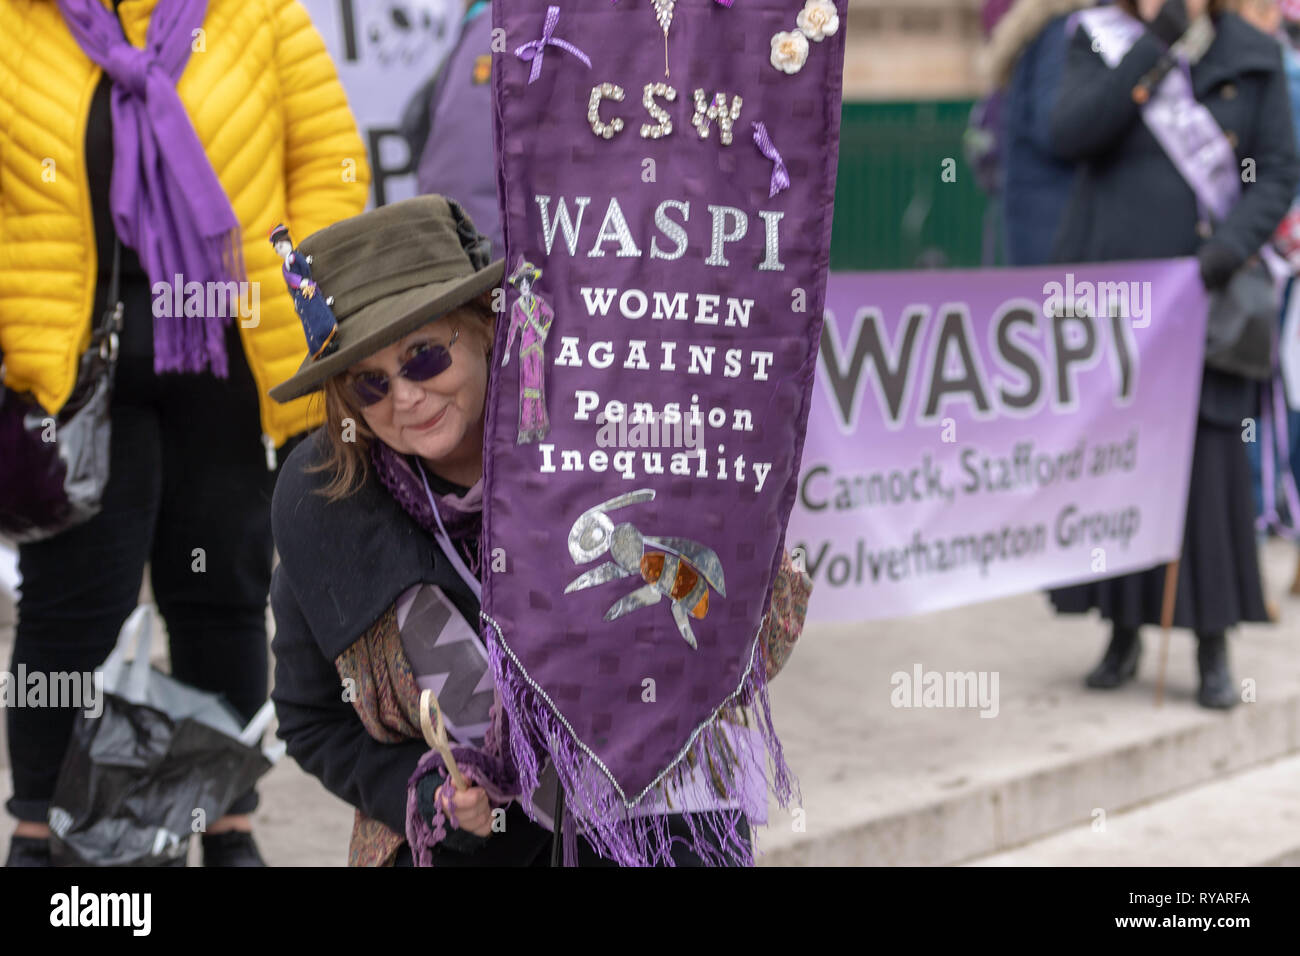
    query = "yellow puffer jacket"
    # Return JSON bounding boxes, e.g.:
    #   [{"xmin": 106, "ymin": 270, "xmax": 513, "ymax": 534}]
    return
[{"xmin": 0, "ymin": 0, "xmax": 370, "ymax": 448}]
